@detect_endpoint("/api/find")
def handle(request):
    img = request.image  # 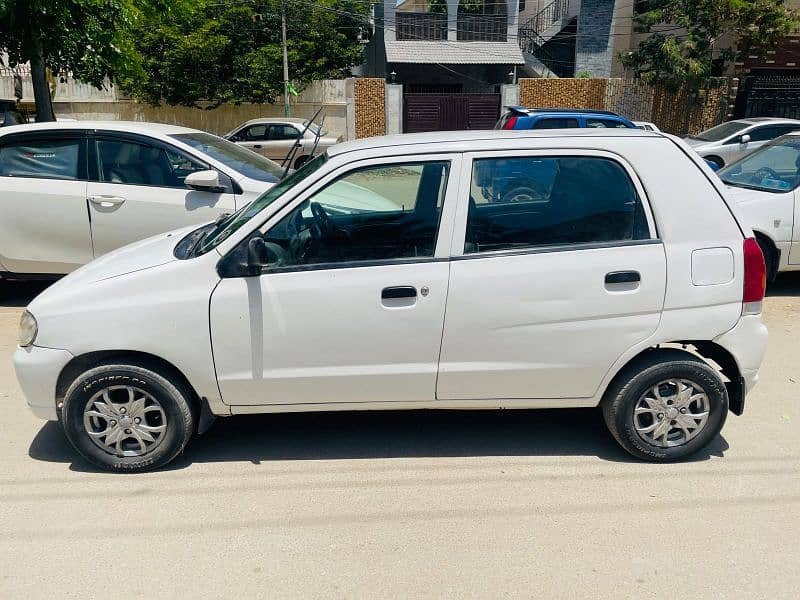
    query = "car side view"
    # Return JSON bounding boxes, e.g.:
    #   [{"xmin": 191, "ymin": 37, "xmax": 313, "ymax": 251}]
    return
[
  {"xmin": 496, "ymin": 107, "xmax": 636, "ymax": 130},
  {"xmin": 14, "ymin": 129, "xmax": 768, "ymax": 472}
]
